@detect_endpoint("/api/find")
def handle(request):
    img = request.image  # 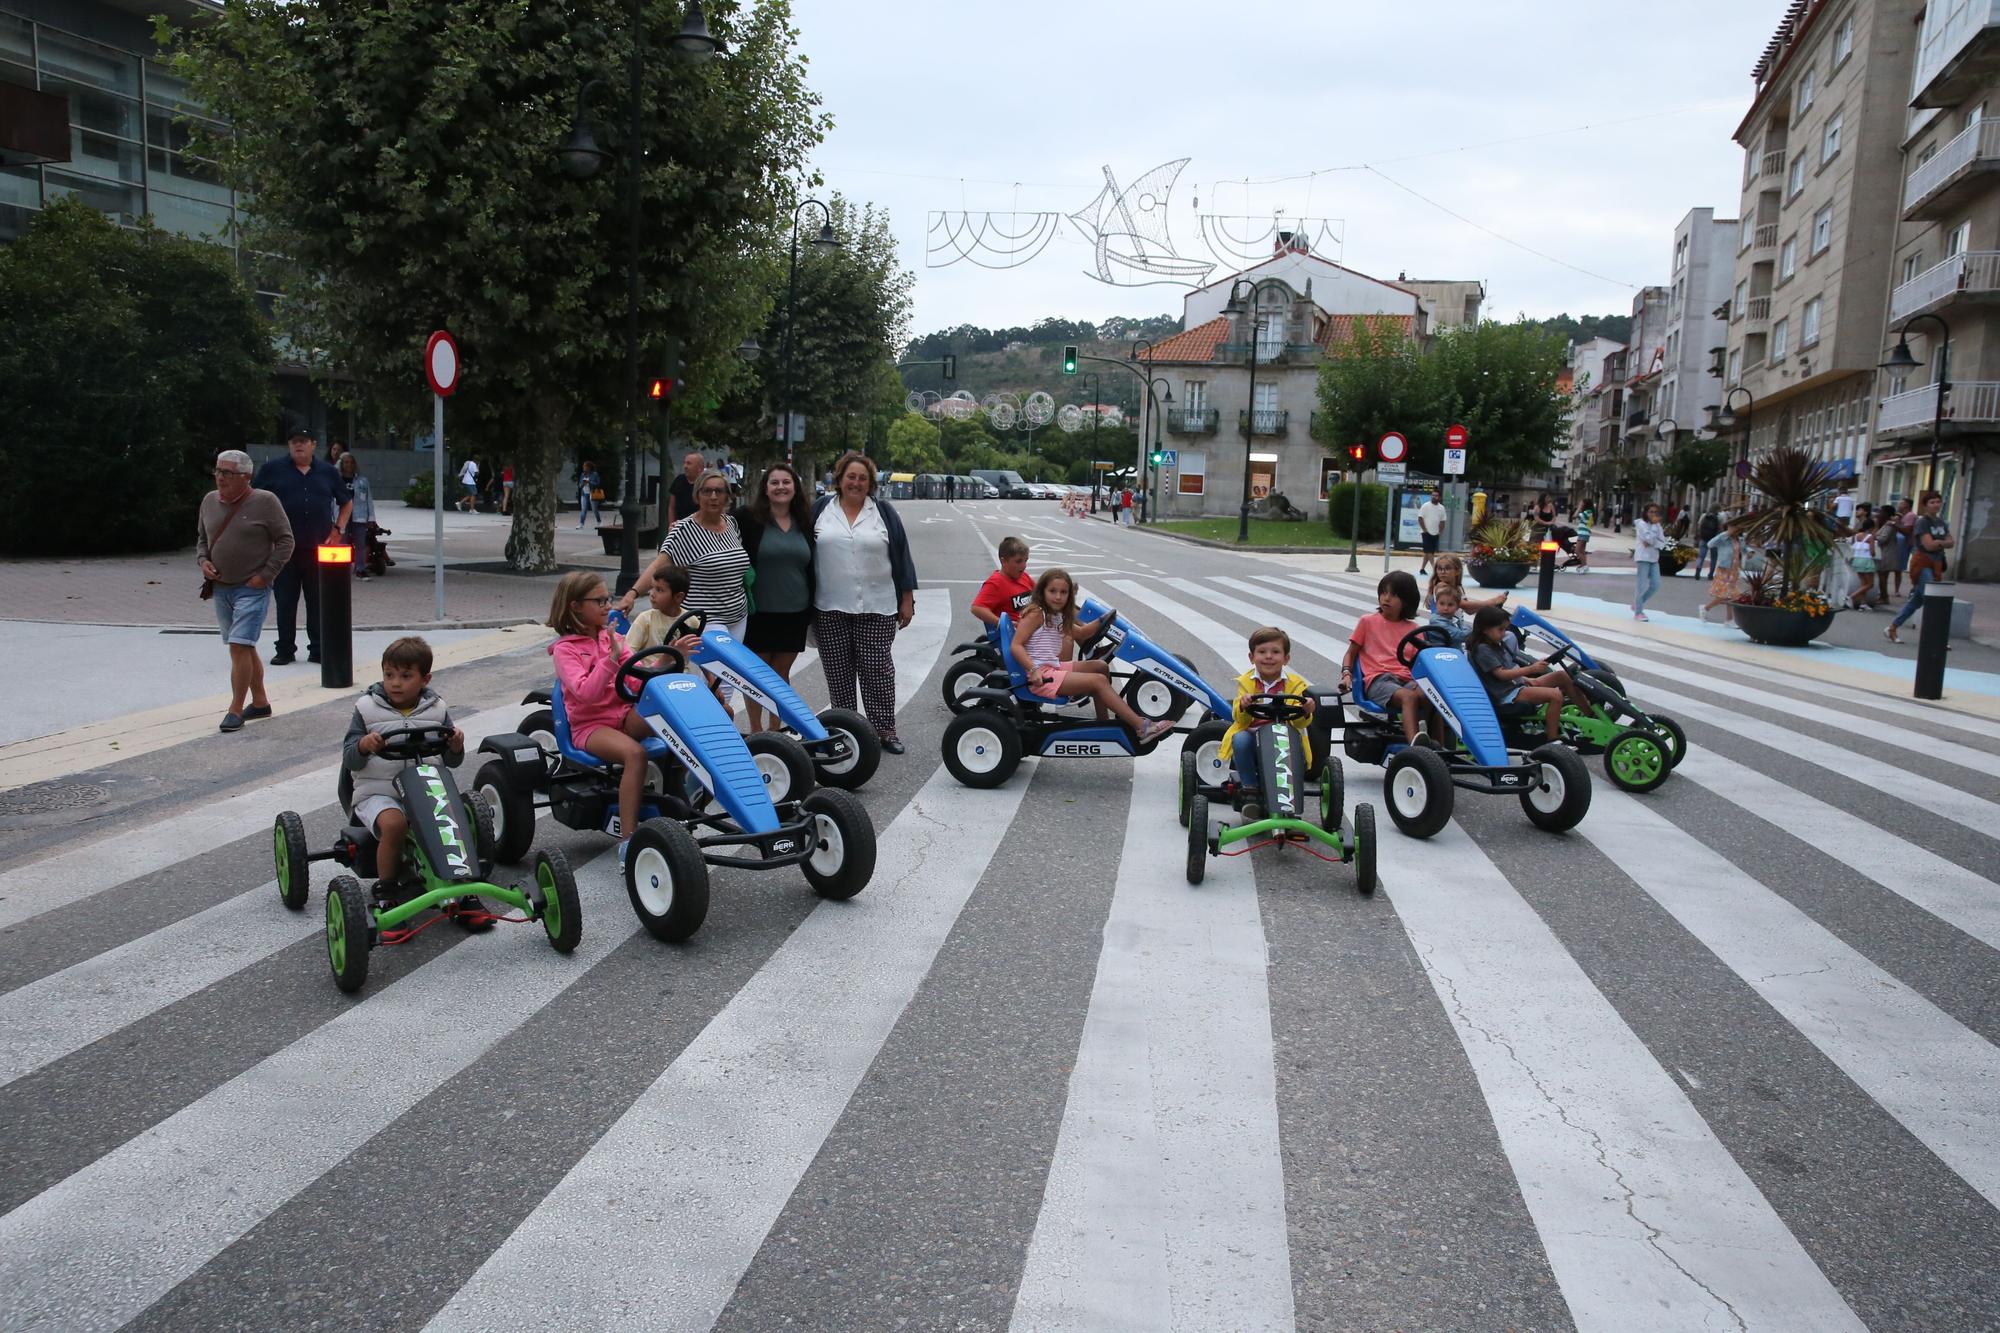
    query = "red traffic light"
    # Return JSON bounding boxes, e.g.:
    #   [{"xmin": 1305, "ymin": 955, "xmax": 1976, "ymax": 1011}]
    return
[
  {"xmin": 647, "ymin": 377, "xmax": 677, "ymax": 402},
  {"xmin": 1346, "ymin": 442, "xmax": 1367, "ymax": 463}
]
